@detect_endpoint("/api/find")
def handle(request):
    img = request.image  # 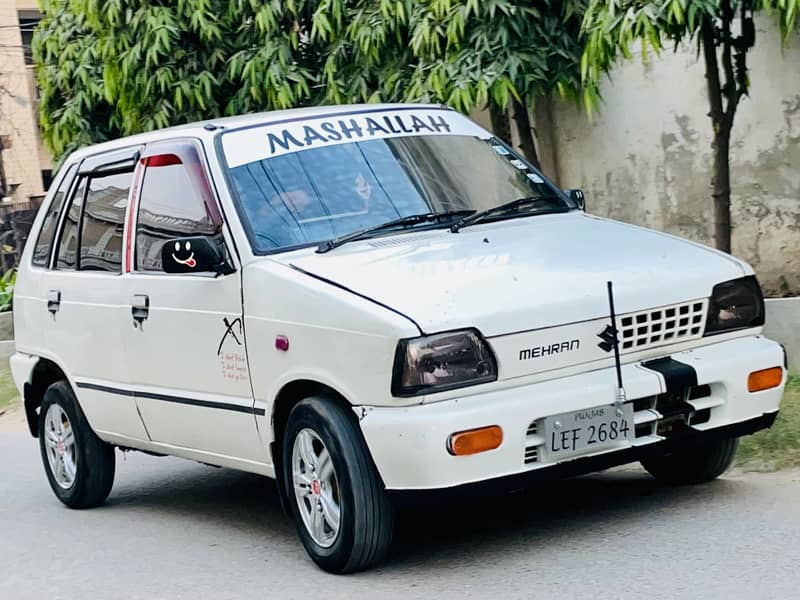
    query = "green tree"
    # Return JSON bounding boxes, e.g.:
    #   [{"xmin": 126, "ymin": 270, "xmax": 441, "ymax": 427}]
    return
[
  {"xmin": 36, "ymin": 0, "xmax": 591, "ymax": 170},
  {"xmin": 313, "ymin": 0, "xmax": 590, "ymax": 167},
  {"xmin": 34, "ymin": 1, "xmax": 120, "ymax": 161},
  {"xmin": 35, "ymin": 0, "xmax": 323, "ymax": 162},
  {"xmin": 581, "ymin": 0, "xmax": 799, "ymax": 253}
]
